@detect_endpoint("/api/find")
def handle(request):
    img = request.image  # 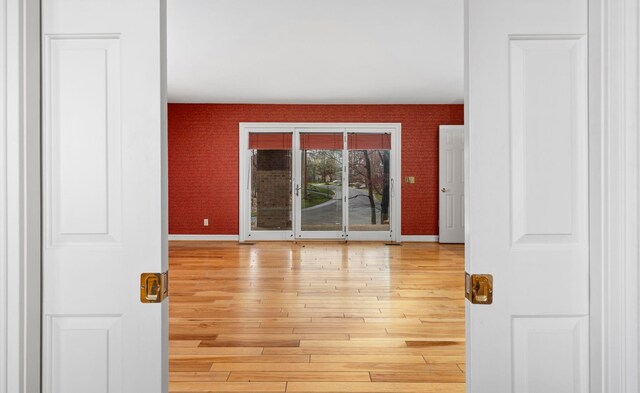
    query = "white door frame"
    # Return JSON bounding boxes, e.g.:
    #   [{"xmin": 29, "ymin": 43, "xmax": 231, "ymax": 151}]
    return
[
  {"xmin": 1, "ymin": 0, "xmax": 42, "ymax": 392},
  {"xmin": 239, "ymin": 122, "xmax": 401, "ymax": 243},
  {"xmin": 2, "ymin": 0, "xmax": 638, "ymax": 392},
  {"xmin": 586, "ymin": 0, "xmax": 639, "ymax": 390}
]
